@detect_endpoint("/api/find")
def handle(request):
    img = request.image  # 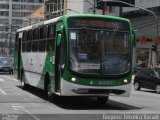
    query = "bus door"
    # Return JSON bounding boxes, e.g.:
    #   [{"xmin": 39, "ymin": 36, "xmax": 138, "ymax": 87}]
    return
[
  {"xmin": 55, "ymin": 29, "xmax": 66, "ymax": 93},
  {"xmin": 55, "ymin": 33, "xmax": 62, "ymax": 93},
  {"xmin": 18, "ymin": 32, "xmax": 22, "ymax": 80}
]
